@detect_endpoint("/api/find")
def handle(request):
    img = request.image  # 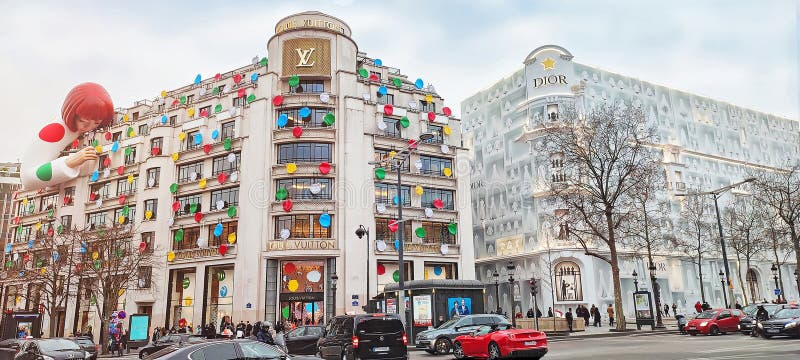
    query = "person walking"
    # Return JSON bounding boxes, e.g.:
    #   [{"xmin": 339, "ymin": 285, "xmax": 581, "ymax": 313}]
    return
[
  {"xmin": 671, "ymin": 303, "xmax": 677, "ymax": 316},
  {"xmin": 591, "ymin": 305, "xmax": 601, "ymax": 327},
  {"xmin": 565, "ymin": 308, "xmax": 574, "ymax": 332},
  {"xmin": 547, "ymin": 307, "xmax": 554, "ymax": 318},
  {"xmin": 257, "ymin": 322, "xmax": 275, "ymax": 345},
  {"xmin": 607, "ymin": 304, "xmax": 615, "ymax": 327},
  {"xmin": 526, "ymin": 308, "xmax": 535, "ymax": 318},
  {"xmin": 121, "ymin": 329, "xmax": 129, "ymax": 355},
  {"xmin": 753, "ymin": 305, "xmax": 769, "ymax": 337},
  {"xmin": 694, "ymin": 301, "xmax": 702, "ymax": 313},
  {"xmin": 582, "ymin": 305, "xmax": 590, "ymax": 326},
  {"xmin": 702, "ymin": 301, "xmax": 710, "ymax": 311},
  {"xmin": 734, "ymin": 302, "xmax": 742, "ymax": 310},
  {"xmin": 274, "ymin": 322, "xmax": 287, "ymax": 353},
  {"xmin": 663, "ymin": 304, "xmax": 670, "ymax": 317}
]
